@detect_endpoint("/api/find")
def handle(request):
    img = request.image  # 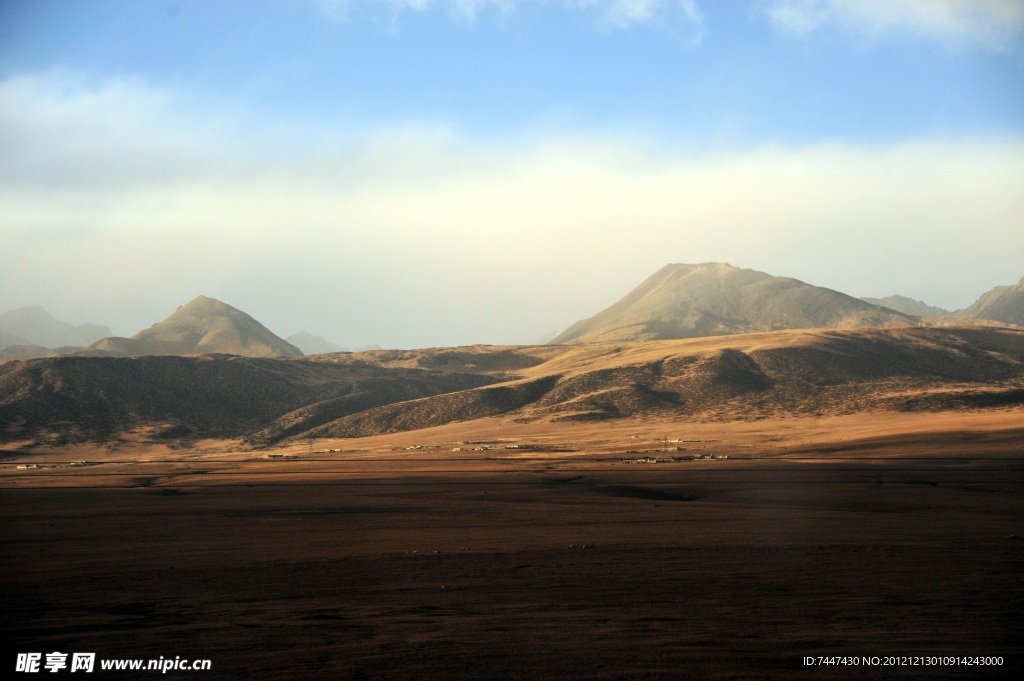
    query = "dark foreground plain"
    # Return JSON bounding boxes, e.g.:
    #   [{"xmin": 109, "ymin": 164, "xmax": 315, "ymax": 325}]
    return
[{"xmin": 2, "ymin": 421, "xmax": 1022, "ymax": 680}]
